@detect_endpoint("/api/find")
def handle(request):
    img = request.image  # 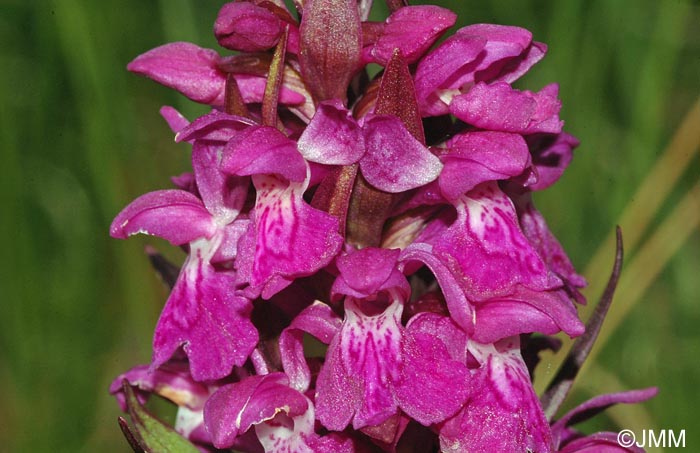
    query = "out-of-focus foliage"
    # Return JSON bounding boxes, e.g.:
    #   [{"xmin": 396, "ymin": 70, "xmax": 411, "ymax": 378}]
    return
[{"xmin": 0, "ymin": 0, "xmax": 697, "ymax": 451}]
